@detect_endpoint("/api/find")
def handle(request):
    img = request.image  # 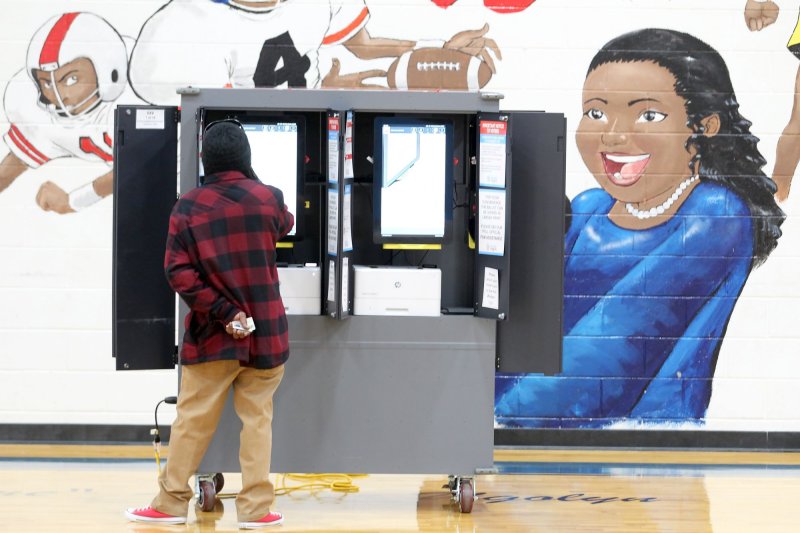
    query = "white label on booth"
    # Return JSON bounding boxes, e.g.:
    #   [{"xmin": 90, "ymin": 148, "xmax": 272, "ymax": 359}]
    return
[
  {"xmin": 328, "ymin": 117, "xmax": 339, "ymax": 184},
  {"xmin": 341, "ymin": 257, "xmax": 349, "ymax": 309},
  {"xmin": 136, "ymin": 109, "xmax": 165, "ymax": 130},
  {"xmin": 482, "ymin": 267, "xmax": 500, "ymax": 310},
  {"xmin": 342, "ymin": 185, "xmax": 353, "ymax": 252},
  {"xmin": 344, "ymin": 112, "xmax": 354, "ymax": 180},
  {"xmin": 328, "ymin": 259, "xmax": 336, "ymax": 302},
  {"xmin": 478, "ymin": 120, "xmax": 507, "ymax": 188},
  {"xmin": 478, "ymin": 188, "xmax": 506, "ymax": 256},
  {"xmin": 327, "ymin": 188, "xmax": 339, "ymax": 256}
]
